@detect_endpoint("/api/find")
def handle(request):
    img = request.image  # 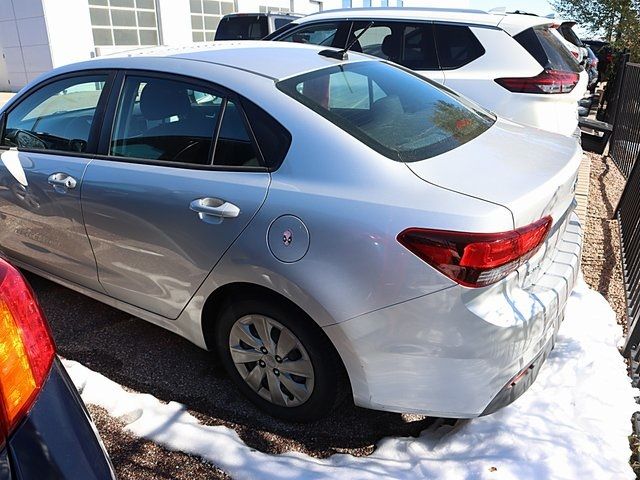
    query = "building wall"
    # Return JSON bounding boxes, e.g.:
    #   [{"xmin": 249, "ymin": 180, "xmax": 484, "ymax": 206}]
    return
[
  {"xmin": 42, "ymin": 0, "xmax": 94, "ymax": 68},
  {"xmin": 0, "ymin": 0, "xmax": 52, "ymax": 92}
]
